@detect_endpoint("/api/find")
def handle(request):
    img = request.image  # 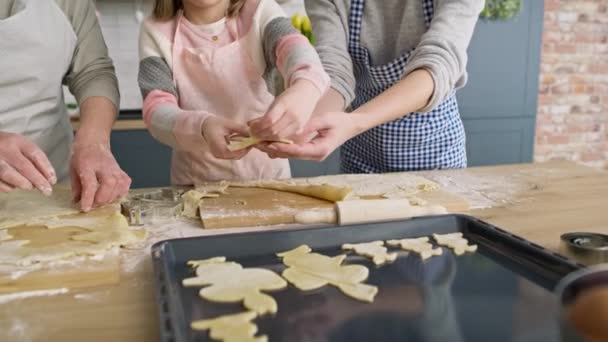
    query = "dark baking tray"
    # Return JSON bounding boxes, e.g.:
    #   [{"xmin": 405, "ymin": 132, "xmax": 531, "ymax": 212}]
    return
[{"xmin": 151, "ymin": 214, "xmax": 583, "ymax": 342}]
